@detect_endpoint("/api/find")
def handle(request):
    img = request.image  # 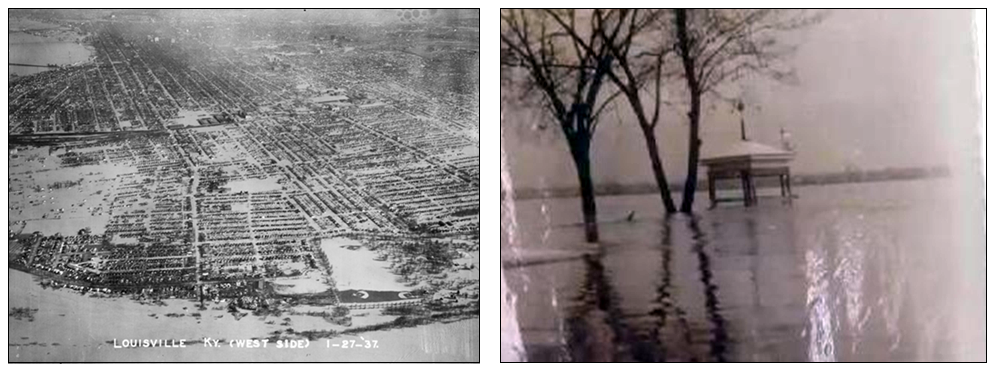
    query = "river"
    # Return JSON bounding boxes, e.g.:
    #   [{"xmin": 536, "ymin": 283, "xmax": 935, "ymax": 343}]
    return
[
  {"xmin": 502, "ymin": 178, "xmax": 984, "ymax": 361},
  {"xmin": 9, "ymin": 20, "xmax": 93, "ymax": 76}
]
